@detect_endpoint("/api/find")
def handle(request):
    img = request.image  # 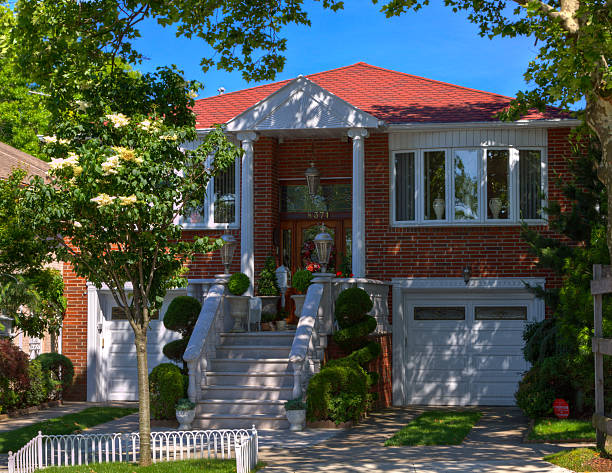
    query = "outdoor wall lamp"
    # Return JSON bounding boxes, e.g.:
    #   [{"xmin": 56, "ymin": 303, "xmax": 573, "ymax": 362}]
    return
[
  {"xmin": 463, "ymin": 265, "xmax": 472, "ymax": 284},
  {"xmin": 220, "ymin": 234, "xmax": 237, "ymax": 275},
  {"xmin": 305, "ymin": 162, "xmax": 320, "ymax": 199}
]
